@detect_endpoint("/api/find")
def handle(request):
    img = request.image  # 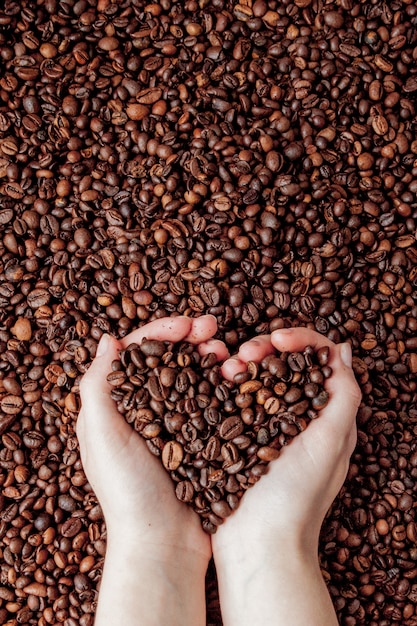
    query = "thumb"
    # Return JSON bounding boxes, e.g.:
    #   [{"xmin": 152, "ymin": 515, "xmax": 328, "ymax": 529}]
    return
[
  {"xmin": 77, "ymin": 334, "xmax": 123, "ymax": 436},
  {"xmin": 320, "ymin": 342, "xmax": 361, "ymax": 456},
  {"xmin": 270, "ymin": 328, "xmax": 361, "ymax": 454}
]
